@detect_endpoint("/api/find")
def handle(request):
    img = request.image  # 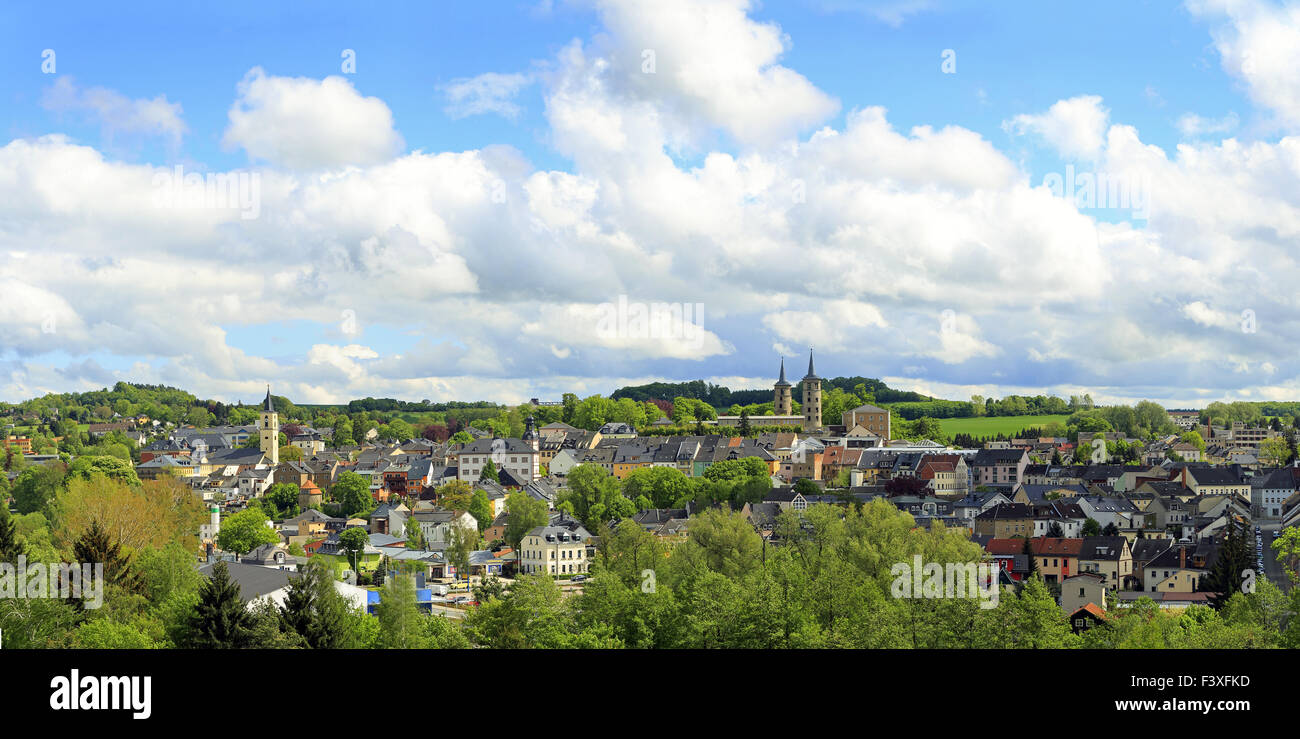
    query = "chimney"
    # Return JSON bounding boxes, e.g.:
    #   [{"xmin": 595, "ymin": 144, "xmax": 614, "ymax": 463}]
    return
[{"xmin": 1179, "ymin": 545, "xmax": 1186, "ymax": 570}]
